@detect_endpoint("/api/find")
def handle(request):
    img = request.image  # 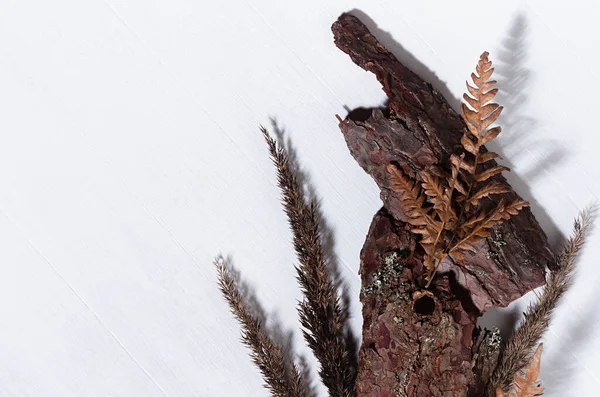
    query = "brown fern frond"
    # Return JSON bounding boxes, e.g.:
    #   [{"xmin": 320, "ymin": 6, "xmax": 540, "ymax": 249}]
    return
[
  {"xmin": 216, "ymin": 259, "xmax": 309, "ymax": 397},
  {"xmin": 475, "ymin": 165, "xmax": 511, "ymax": 182},
  {"xmin": 459, "ymin": 52, "xmax": 507, "ymax": 190},
  {"xmin": 457, "ymin": 52, "xmax": 511, "ymax": 209},
  {"xmin": 388, "ymin": 164, "xmax": 444, "ymax": 277},
  {"xmin": 388, "ymin": 164, "xmax": 440, "ymax": 232},
  {"xmin": 468, "ymin": 182, "xmax": 512, "ymax": 207},
  {"xmin": 479, "ymin": 151, "xmax": 502, "ymax": 164},
  {"xmin": 262, "ymin": 127, "xmax": 355, "ymax": 397},
  {"xmin": 452, "ymin": 198, "xmax": 528, "ymax": 257},
  {"xmin": 487, "ymin": 207, "xmax": 595, "ymax": 395},
  {"xmin": 419, "ymin": 172, "xmax": 446, "ymax": 211},
  {"xmin": 420, "ymin": 171, "xmax": 459, "ymax": 229},
  {"xmin": 451, "ymin": 152, "xmax": 476, "ymax": 175},
  {"xmin": 387, "ymin": 52, "xmax": 527, "ymax": 288}
]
